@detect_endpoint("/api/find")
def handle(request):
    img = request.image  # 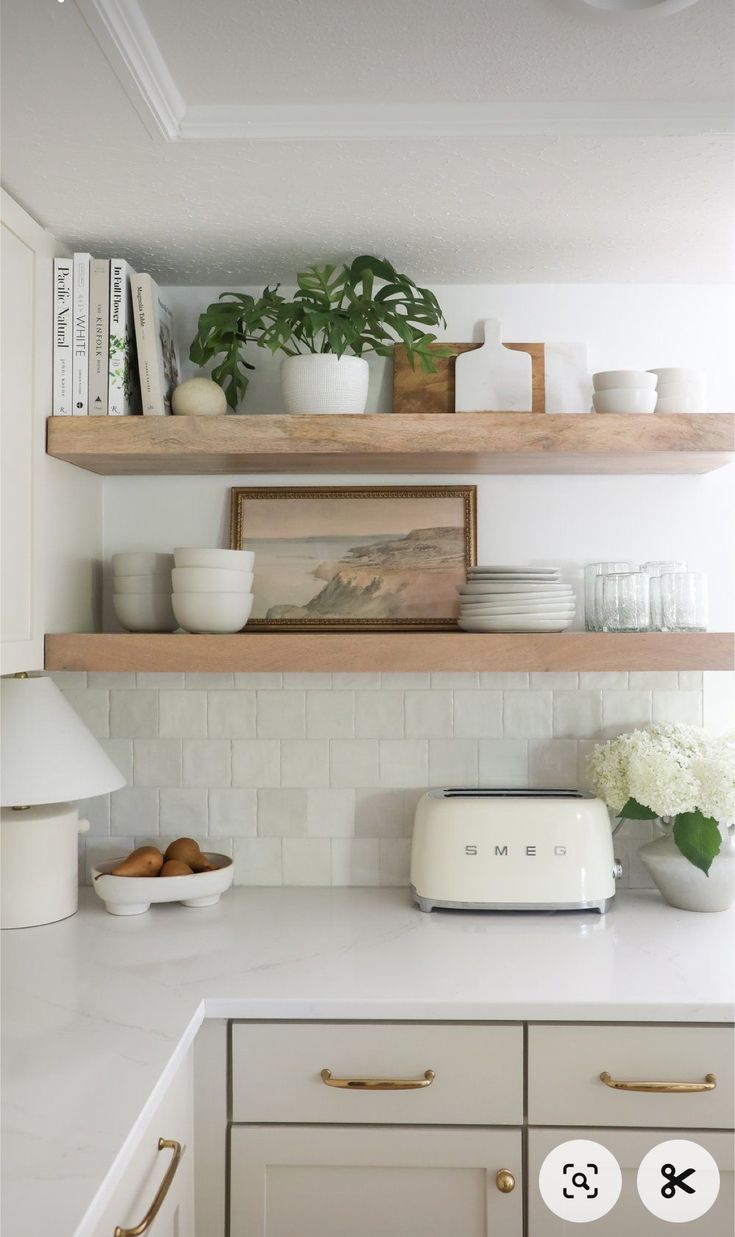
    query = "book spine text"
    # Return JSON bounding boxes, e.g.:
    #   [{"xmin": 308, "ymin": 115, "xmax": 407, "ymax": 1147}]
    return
[
  {"xmin": 72, "ymin": 252, "xmax": 91, "ymax": 414},
  {"xmin": 88, "ymin": 259, "xmax": 109, "ymax": 414},
  {"xmin": 52, "ymin": 257, "xmax": 73, "ymax": 415}
]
